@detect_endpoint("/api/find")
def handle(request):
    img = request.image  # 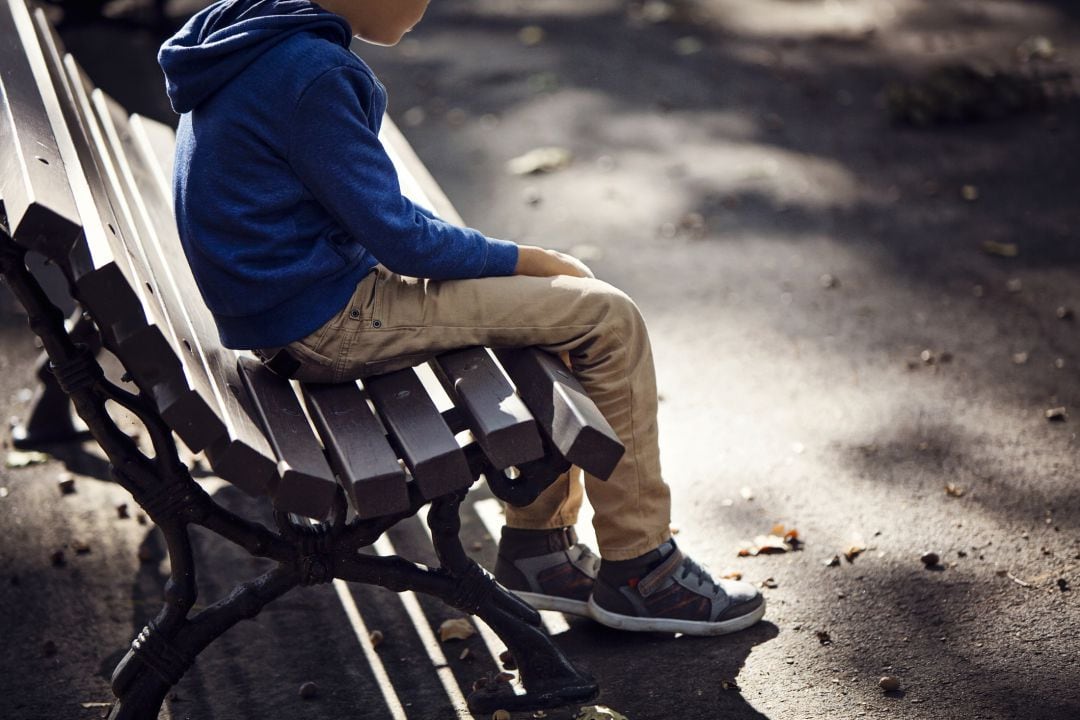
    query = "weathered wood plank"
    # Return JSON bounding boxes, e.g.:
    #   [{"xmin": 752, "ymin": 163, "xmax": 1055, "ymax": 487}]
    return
[
  {"xmin": 301, "ymin": 380, "xmax": 409, "ymax": 519},
  {"xmin": 494, "ymin": 348, "xmax": 624, "ymax": 480},
  {"xmin": 237, "ymin": 357, "xmax": 337, "ymax": 520},
  {"xmin": 365, "ymin": 368, "xmax": 473, "ymax": 500},
  {"xmin": 0, "ymin": 0, "xmax": 81, "ymax": 262},
  {"xmin": 431, "ymin": 347, "xmax": 543, "ymax": 470}
]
